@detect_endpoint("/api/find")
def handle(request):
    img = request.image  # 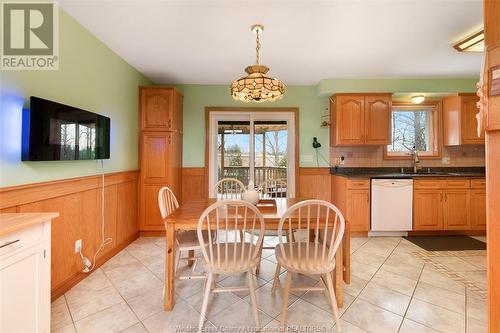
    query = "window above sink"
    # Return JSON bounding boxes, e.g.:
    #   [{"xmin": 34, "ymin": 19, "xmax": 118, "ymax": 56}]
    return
[{"xmin": 384, "ymin": 101, "xmax": 441, "ymax": 160}]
